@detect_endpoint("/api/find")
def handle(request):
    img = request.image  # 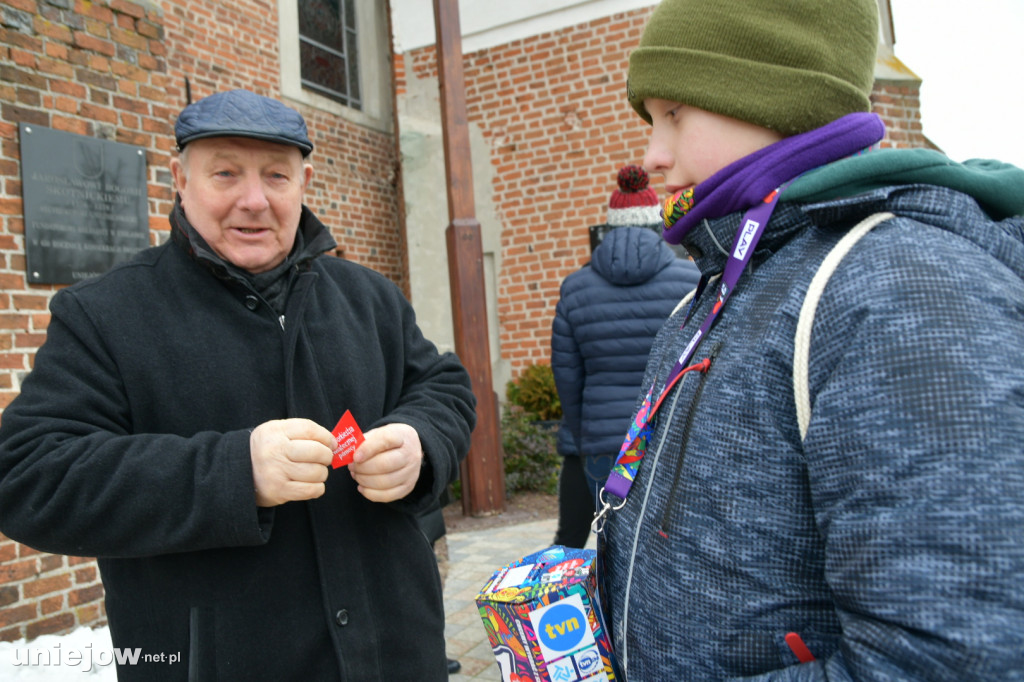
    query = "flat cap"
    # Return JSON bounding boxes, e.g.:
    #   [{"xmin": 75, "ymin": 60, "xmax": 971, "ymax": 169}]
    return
[{"xmin": 175, "ymin": 89, "xmax": 313, "ymax": 156}]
